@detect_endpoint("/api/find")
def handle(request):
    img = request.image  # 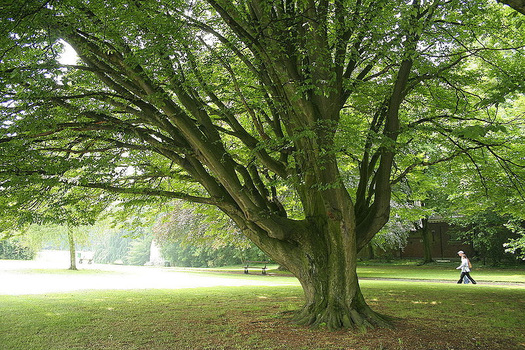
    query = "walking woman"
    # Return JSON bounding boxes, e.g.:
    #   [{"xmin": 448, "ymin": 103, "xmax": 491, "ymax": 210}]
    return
[{"xmin": 456, "ymin": 251, "xmax": 477, "ymax": 284}]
